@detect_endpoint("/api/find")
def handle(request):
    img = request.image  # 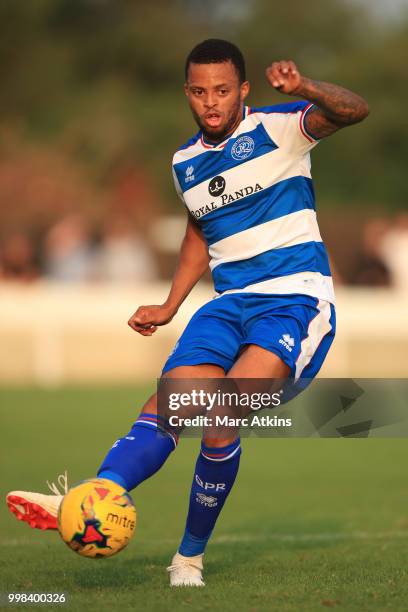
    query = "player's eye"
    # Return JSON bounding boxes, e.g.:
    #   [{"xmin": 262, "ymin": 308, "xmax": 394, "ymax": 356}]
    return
[
  {"xmin": 219, "ymin": 89, "xmax": 229, "ymax": 95},
  {"xmin": 192, "ymin": 89, "xmax": 203, "ymax": 96}
]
